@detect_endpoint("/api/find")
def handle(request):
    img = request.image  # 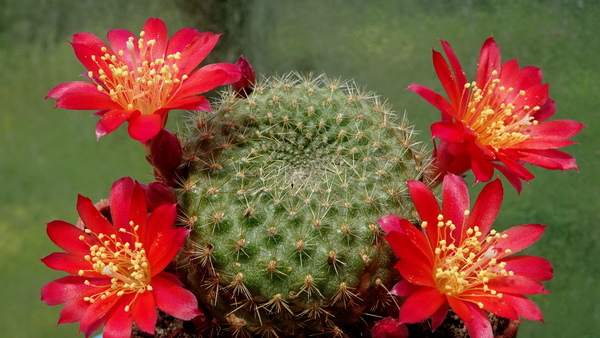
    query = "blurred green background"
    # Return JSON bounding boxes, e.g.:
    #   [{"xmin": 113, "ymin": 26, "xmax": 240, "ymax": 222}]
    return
[{"xmin": 1, "ymin": 0, "xmax": 597, "ymax": 337}]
